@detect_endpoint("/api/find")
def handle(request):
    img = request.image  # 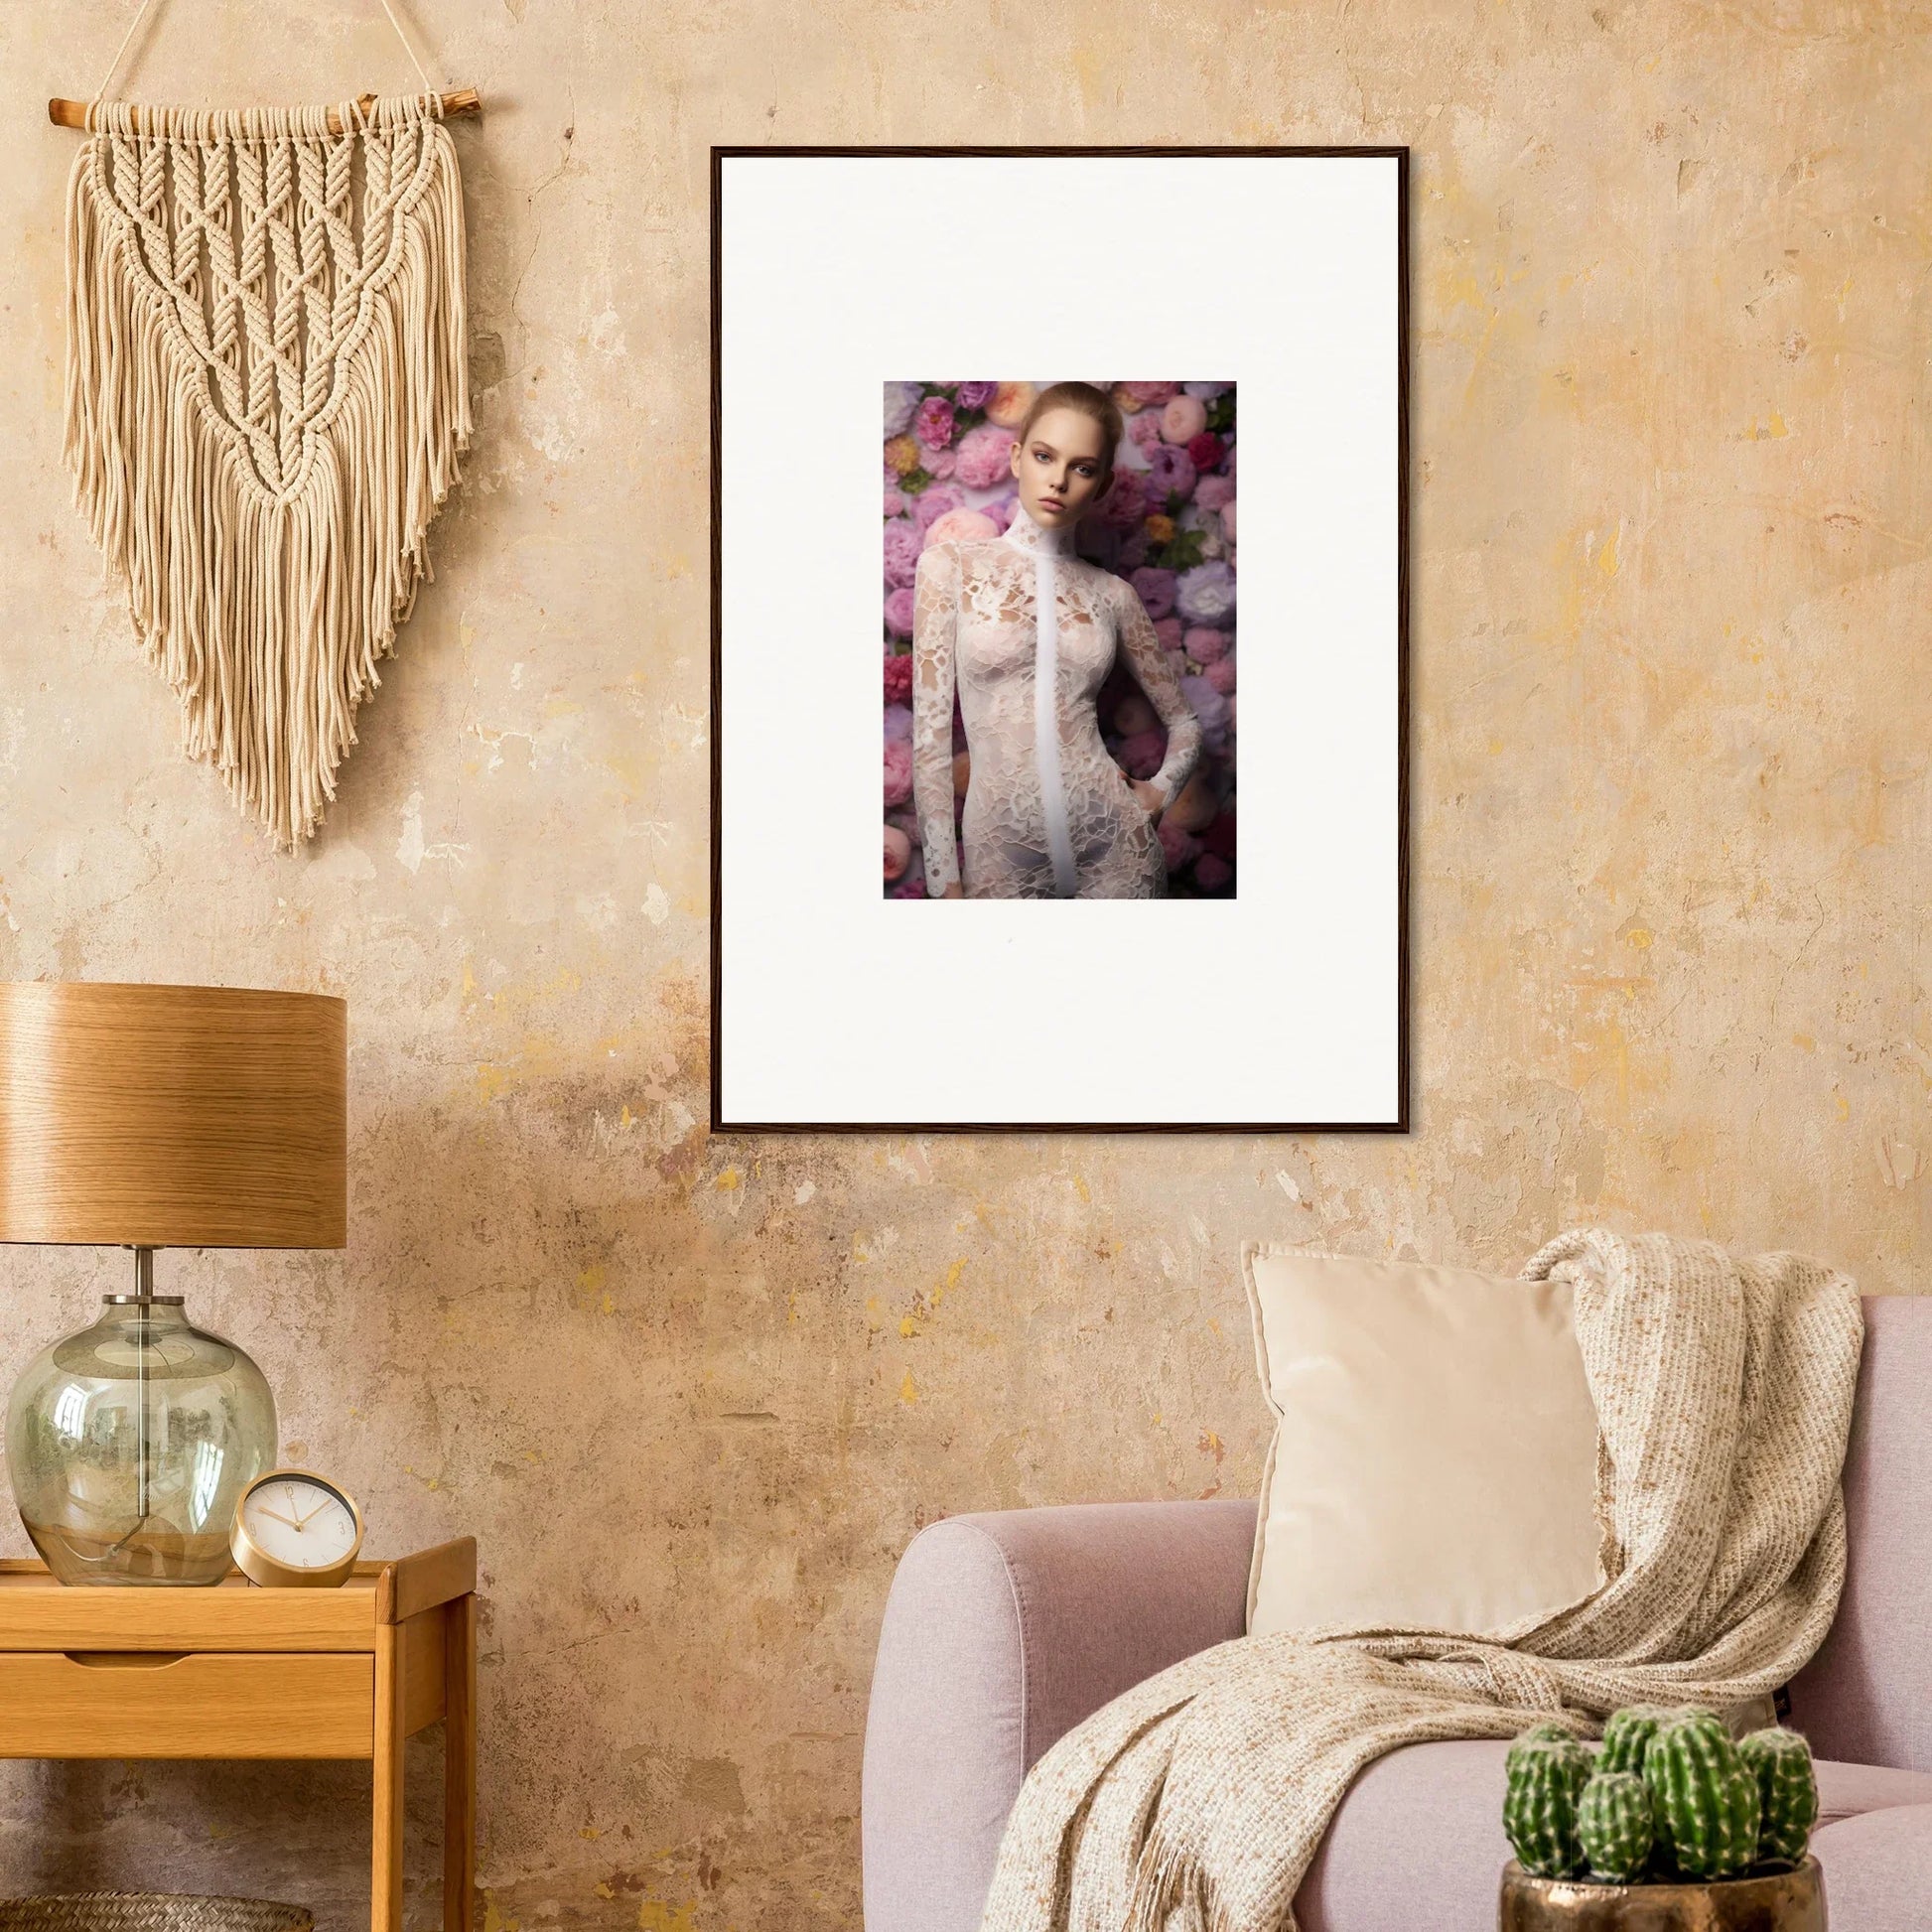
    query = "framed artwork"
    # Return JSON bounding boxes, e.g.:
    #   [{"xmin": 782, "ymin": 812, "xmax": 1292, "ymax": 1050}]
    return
[{"xmin": 711, "ymin": 146, "xmax": 1408, "ymax": 1132}]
